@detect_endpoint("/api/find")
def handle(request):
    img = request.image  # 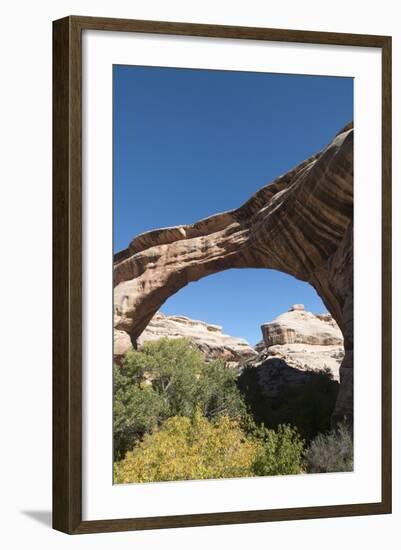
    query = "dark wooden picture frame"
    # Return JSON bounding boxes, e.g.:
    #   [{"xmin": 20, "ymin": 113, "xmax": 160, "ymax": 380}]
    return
[{"xmin": 53, "ymin": 15, "xmax": 392, "ymax": 534}]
